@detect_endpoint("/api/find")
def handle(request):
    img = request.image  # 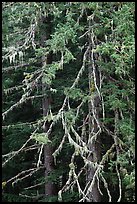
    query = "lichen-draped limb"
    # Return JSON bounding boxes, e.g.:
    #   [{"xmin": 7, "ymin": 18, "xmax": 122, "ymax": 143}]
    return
[
  {"xmin": 4, "ymin": 166, "xmax": 43, "ymax": 188},
  {"xmin": 2, "ymin": 124, "xmax": 42, "ymax": 167}
]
